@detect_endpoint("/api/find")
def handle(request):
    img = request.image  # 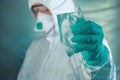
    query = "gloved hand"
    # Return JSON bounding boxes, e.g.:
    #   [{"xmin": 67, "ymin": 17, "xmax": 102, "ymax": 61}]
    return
[{"xmin": 70, "ymin": 18, "xmax": 109, "ymax": 66}]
